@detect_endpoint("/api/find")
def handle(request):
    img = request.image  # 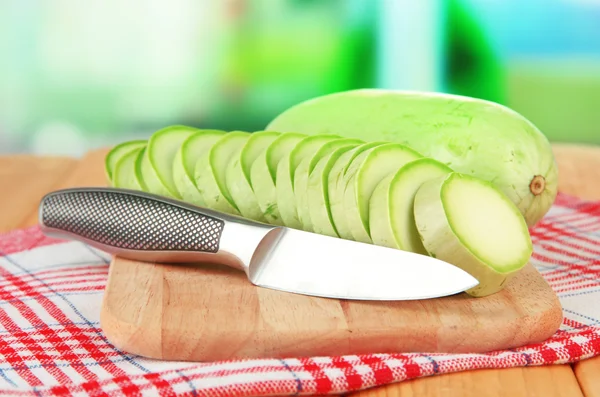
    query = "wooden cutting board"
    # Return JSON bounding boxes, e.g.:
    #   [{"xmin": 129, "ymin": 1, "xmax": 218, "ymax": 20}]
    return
[{"xmin": 100, "ymin": 235, "xmax": 562, "ymax": 361}]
